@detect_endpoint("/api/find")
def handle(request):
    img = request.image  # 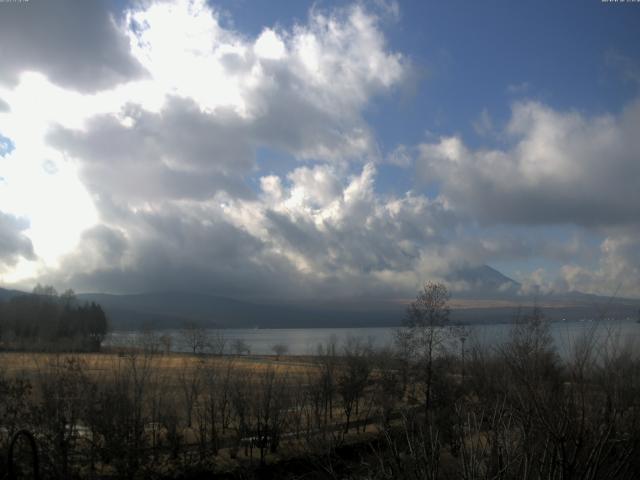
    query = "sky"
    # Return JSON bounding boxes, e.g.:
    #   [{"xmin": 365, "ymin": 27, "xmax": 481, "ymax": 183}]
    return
[{"xmin": 0, "ymin": 0, "xmax": 639, "ymax": 301}]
